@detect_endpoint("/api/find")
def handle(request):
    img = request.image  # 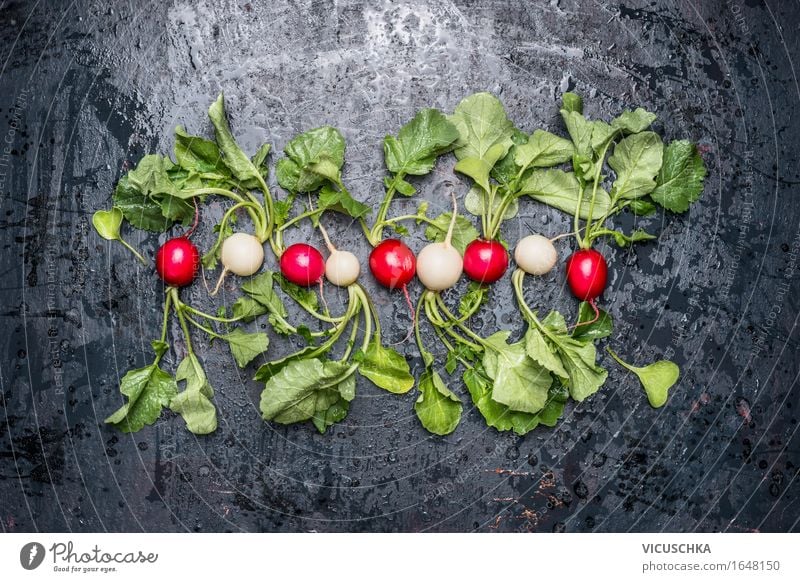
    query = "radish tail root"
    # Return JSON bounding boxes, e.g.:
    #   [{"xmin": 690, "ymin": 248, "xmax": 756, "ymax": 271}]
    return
[
  {"xmin": 210, "ymin": 268, "xmax": 228, "ymax": 296},
  {"xmin": 571, "ymin": 298, "xmax": 600, "ymax": 330},
  {"xmin": 389, "ymin": 284, "xmax": 415, "ymax": 345}
]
